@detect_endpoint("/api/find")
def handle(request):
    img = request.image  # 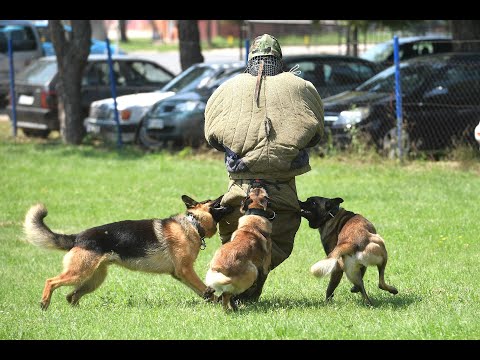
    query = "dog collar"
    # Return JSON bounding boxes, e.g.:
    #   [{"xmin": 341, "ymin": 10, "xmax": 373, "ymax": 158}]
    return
[
  {"xmin": 328, "ymin": 206, "xmax": 341, "ymax": 219},
  {"xmin": 245, "ymin": 208, "xmax": 276, "ymax": 220},
  {"xmin": 186, "ymin": 213, "xmax": 206, "ymax": 250}
]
